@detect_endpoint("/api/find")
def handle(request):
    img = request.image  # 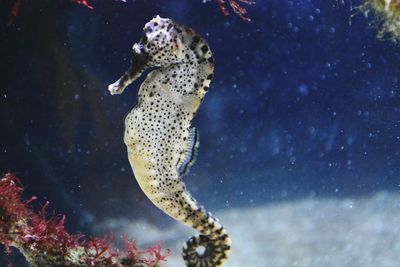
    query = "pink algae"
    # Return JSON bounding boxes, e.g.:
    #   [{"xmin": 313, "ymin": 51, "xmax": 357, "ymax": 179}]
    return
[{"xmin": 0, "ymin": 173, "xmax": 170, "ymax": 267}]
